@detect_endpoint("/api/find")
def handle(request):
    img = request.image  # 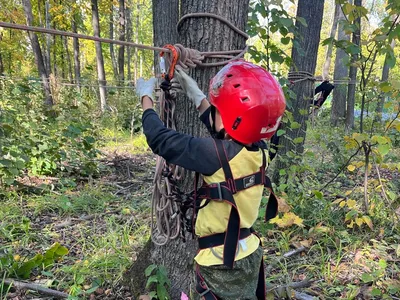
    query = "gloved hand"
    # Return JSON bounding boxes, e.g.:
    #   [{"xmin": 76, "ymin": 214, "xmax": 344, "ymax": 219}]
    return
[
  {"xmin": 136, "ymin": 77, "xmax": 157, "ymax": 102},
  {"xmin": 171, "ymin": 66, "xmax": 206, "ymax": 108}
]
